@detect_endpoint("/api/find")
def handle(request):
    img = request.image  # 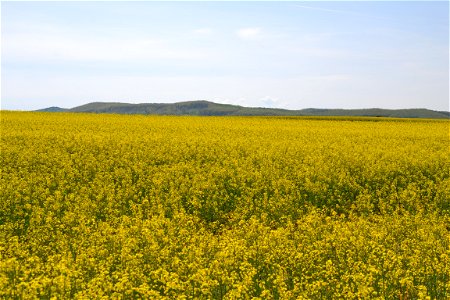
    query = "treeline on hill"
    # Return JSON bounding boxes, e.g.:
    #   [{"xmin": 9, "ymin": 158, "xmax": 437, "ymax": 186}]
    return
[{"xmin": 36, "ymin": 100, "xmax": 450, "ymax": 119}]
